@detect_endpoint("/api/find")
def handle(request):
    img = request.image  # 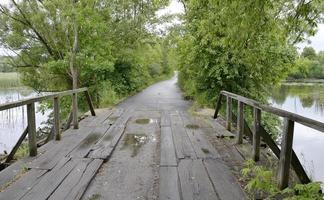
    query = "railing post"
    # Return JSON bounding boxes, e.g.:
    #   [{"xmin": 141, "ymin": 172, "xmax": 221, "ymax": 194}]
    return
[
  {"xmin": 278, "ymin": 118, "xmax": 294, "ymax": 190},
  {"xmin": 226, "ymin": 96, "xmax": 232, "ymax": 131},
  {"xmin": 213, "ymin": 93, "xmax": 223, "ymax": 119},
  {"xmin": 84, "ymin": 90, "xmax": 96, "ymax": 116},
  {"xmin": 54, "ymin": 97, "xmax": 61, "ymax": 140},
  {"xmin": 27, "ymin": 103, "xmax": 37, "ymax": 156},
  {"xmin": 236, "ymin": 101, "xmax": 244, "ymax": 144},
  {"xmin": 72, "ymin": 92, "xmax": 79, "ymax": 129},
  {"xmin": 253, "ymin": 108, "xmax": 261, "ymax": 161}
]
